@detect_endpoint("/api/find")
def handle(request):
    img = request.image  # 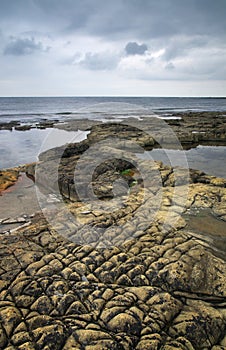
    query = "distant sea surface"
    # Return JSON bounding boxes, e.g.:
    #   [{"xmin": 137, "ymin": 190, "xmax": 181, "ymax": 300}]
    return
[{"xmin": 0, "ymin": 96, "xmax": 226, "ymax": 123}]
